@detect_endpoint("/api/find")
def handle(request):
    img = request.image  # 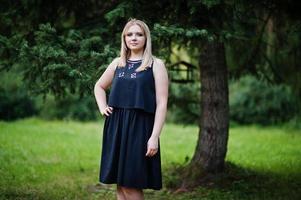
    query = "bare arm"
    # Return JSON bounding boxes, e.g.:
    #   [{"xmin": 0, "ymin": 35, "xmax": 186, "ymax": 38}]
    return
[
  {"xmin": 146, "ymin": 58, "xmax": 169, "ymax": 157},
  {"xmin": 94, "ymin": 58, "xmax": 119, "ymax": 116}
]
